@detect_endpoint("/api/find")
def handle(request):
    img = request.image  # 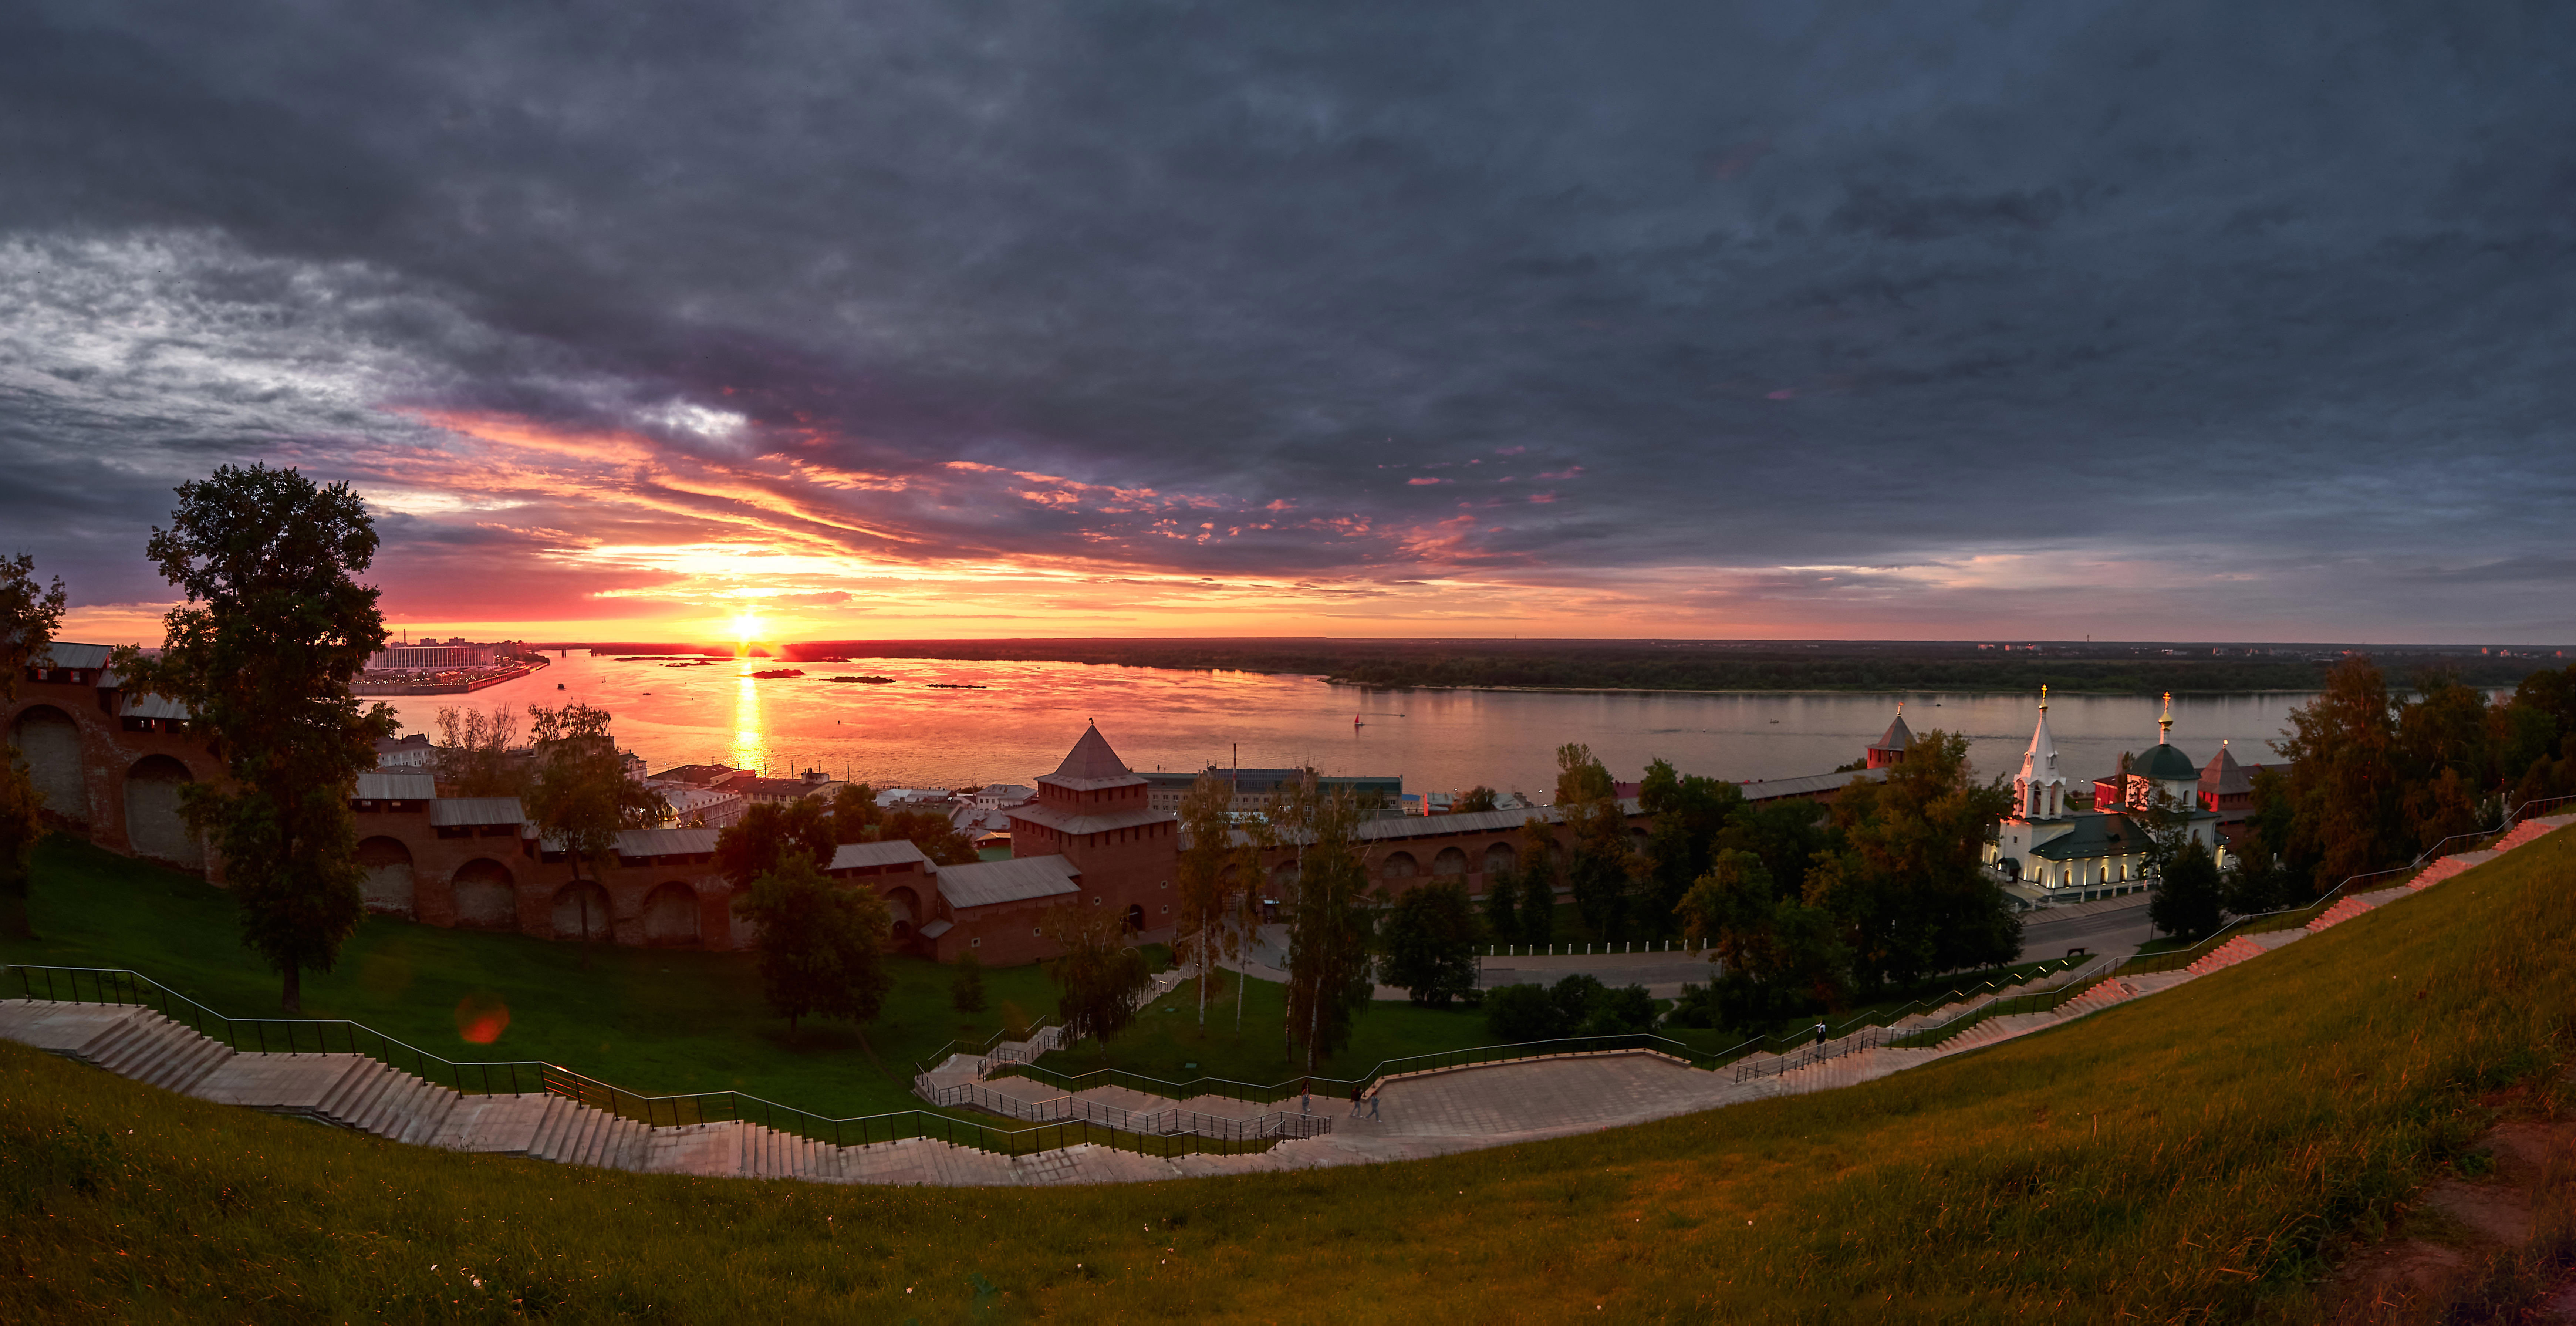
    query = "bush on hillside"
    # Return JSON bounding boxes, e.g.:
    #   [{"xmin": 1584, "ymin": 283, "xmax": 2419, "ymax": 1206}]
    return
[
  {"xmin": 1483, "ymin": 974, "xmax": 1656, "ymax": 1042},
  {"xmin": 2149, "ymin": 840, "xmax": 2225, "ymax": 940},
  {"xmin": 949, "ymin": 951, "xmax": 986, "ymax": 1013},
  {"xmin": 730, "ymin": 856, "xmax": 894, "ymax": 1037},
  {"xmin": 1378, "ymin": 881, "xmax": 1481, "ymax": 1008}
]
